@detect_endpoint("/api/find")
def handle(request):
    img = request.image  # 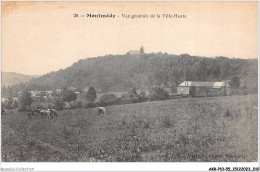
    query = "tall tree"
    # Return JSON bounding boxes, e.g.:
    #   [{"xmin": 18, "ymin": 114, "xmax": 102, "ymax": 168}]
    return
[
  {"xmin": 6, "ymin": 86, "xmax": 11, "ymax": 97},
  {"xmin": 53, "ymin": 98, "xmax": 65, "ymax": 110},
  {"xmin": 3, "ymin": 97, "xmax": 13, "ymax": 109},
  {"xmin": 18, "ymin": 90, "xmax": 33, "ymax": 111},
  {"xmin": 12, "ymin": 85, "xmax": 19, "ymax": 97},
  {"xmin": 168, "ymin": 68, "xmax": 181, "ymax": 95},
  {"xmin": 184, "ymin": 66, "xmax": 193, "ymax": 81},
  {"xmin": 62, "ymin": 90, "xmax": 77, "ymax": 102},
  {"xmin": 11, "ymin": 100, "xmax": 18, "ymax": 109},
  {"xmin": 86, "ymin": 87, "xmax": 97, "ymax": 103}
]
